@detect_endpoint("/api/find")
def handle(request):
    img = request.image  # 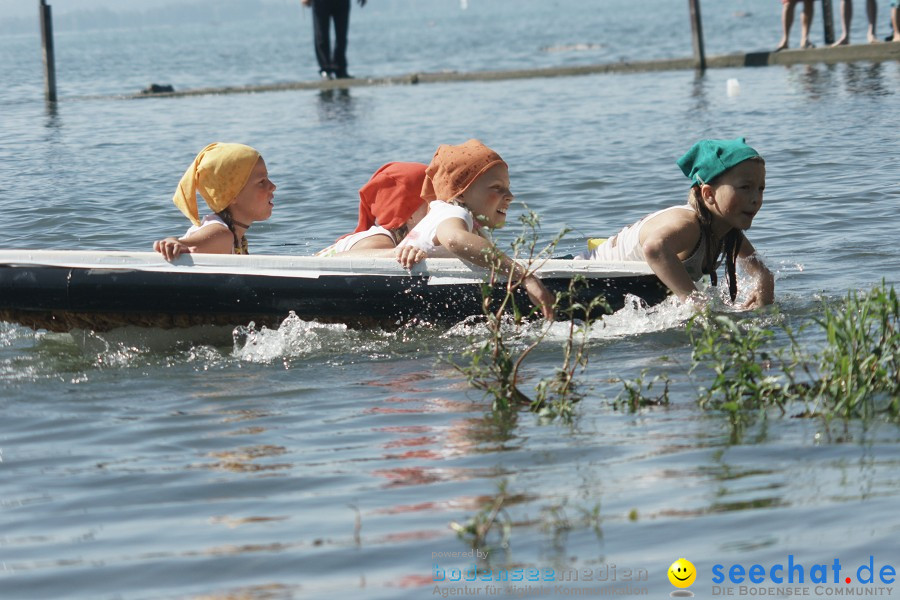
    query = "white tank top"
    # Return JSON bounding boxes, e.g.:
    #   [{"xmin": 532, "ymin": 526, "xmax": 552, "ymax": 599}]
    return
[
  {"xmin": 581, "ymin": 205, "xmax": 708, "ymax": 281},
  {"xmin": 396, "ymin": 201, "xmax": 475, "ymax": 256},
  {"xmin": 184, "ymin": 214, "xmax": 246, "ymax": 255},
  {"xmin": 185, "ymin": 214, "xmax": 229, "ymax": 236},
  {"xmin": 316, "ymin": 226, "xmax": 394, "ymax": 257}
]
